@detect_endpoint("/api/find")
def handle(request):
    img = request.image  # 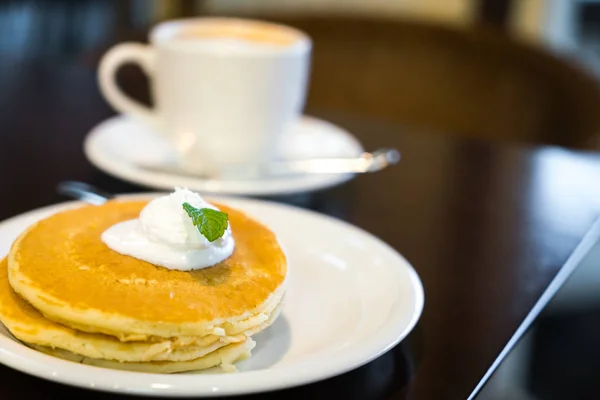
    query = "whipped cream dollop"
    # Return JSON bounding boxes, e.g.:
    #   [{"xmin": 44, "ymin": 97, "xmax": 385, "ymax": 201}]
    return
[{"xmin": 102, "ymin": 188, "xmax": 235, "ymax": 271}]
